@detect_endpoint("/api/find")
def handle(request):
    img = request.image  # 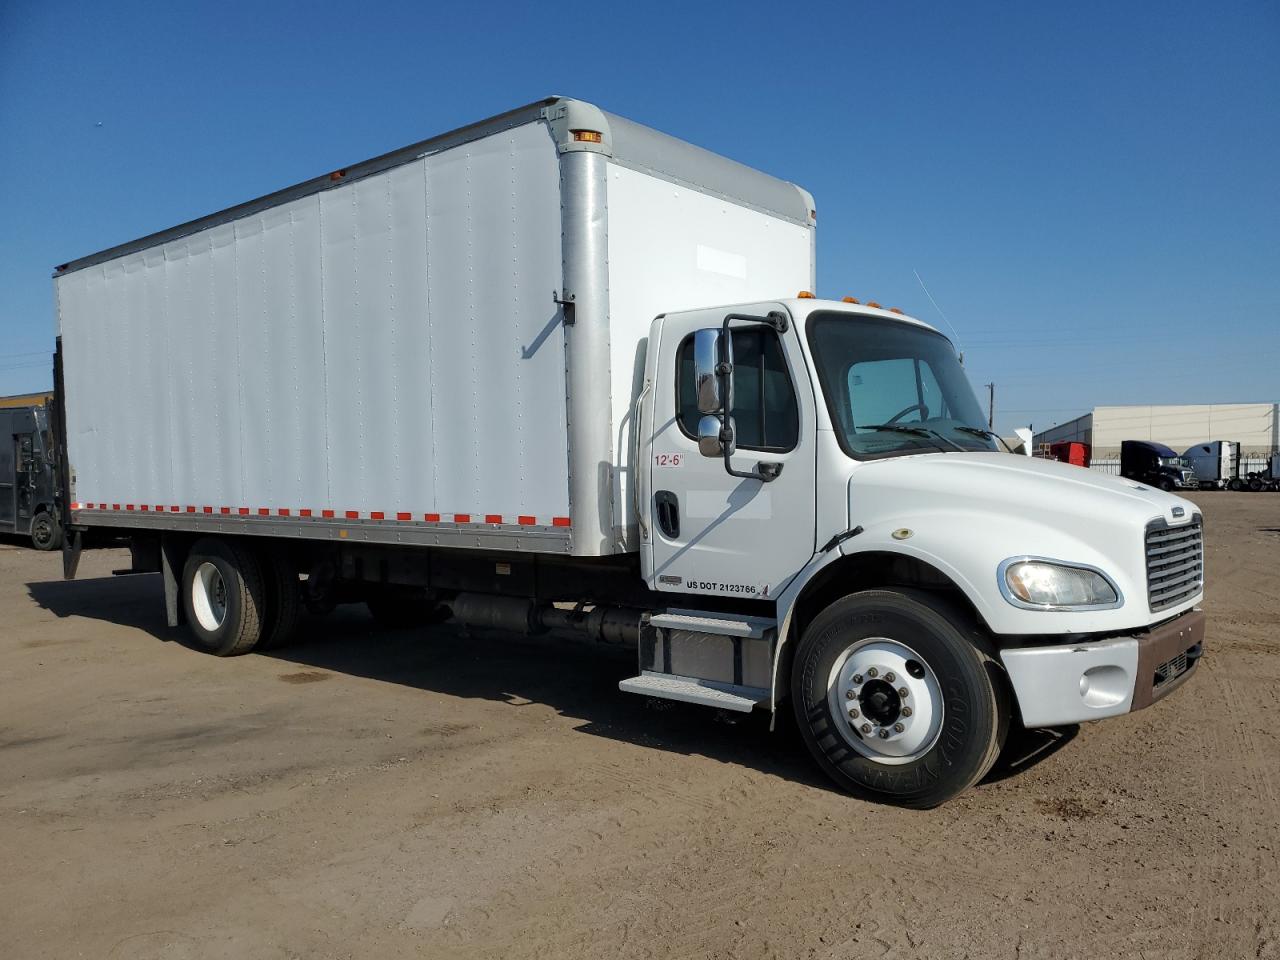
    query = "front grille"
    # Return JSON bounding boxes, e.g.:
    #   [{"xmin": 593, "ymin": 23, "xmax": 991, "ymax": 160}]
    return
[
  {"xmin": 1146, "ymin": 517, "xmax": 1204, "ymax": 612},
  {"xmin": 1154, "ymin": 652, "xmax": 1187, "ymax": 687}
]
